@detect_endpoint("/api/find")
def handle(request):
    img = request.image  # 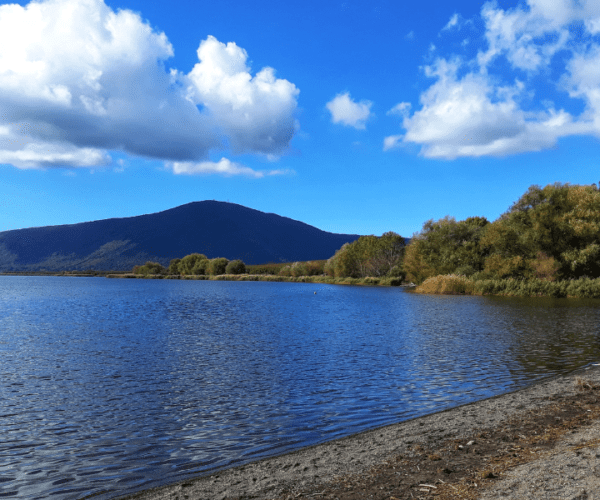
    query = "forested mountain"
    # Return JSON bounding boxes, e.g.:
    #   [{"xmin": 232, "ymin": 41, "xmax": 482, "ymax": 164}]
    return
[{"xmin": 0, "ymin": 201, "xmax": 361, "ymax": 271}]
